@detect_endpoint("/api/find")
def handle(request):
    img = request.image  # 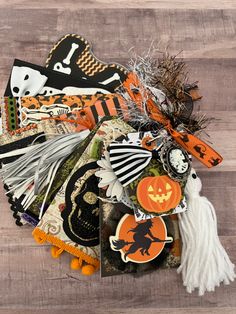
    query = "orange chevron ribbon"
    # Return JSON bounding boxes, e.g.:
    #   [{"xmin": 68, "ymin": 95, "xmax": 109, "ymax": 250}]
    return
[{"xmin": 123, "ymin": 72, "xmax": 223, "ymax": 168}]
